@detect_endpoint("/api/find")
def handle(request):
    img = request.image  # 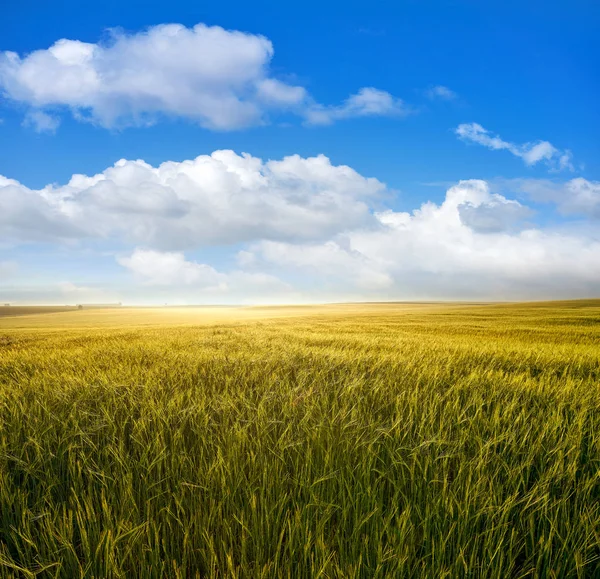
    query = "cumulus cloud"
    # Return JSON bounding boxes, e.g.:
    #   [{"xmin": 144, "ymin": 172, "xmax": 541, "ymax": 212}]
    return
[
  {"xmin": 552, "ymin": 178, "xmax": 600, "ymax": 217},
  {"xmin": 0, "ymin": 175, "xmax": 84, "ymax": 242},
  {"xmin": 509, "ymin": 177, "xmax": 600, "ymax": 219},
  {"xmin": 3, "ymin": 153, "xmax": 600, "ymax": 301},
  {"xmin": 118, "ymin": 249, "xmax": 227, "ymax": 288},
  {"xmin": 457, "ymin": 197, "xmax": 532, "ymax": 233},
  {"xmin": 118, "ymin": 248, "xmax": 292, "ymax": 297},
  {"xmin": 243, "ymin": 180, "xmax": 600, "ymax": 299},
  {"xmin": 0, "ymin": 23, "xmax": 408, "ymax": 130},
  {"xmin": 425, "ymin": 85, "xmax": 457, "ymax": 101},
  {"xmin": 0, "ymin": 151, "xmax": 383, "ymax": 248},
  {"xmin": 251, "ymin": 240, "xmax": 394, "ymax": 291},
  {"xmin": 456, "ymin": 123, "xmax": 574, "ymax": 171}
]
